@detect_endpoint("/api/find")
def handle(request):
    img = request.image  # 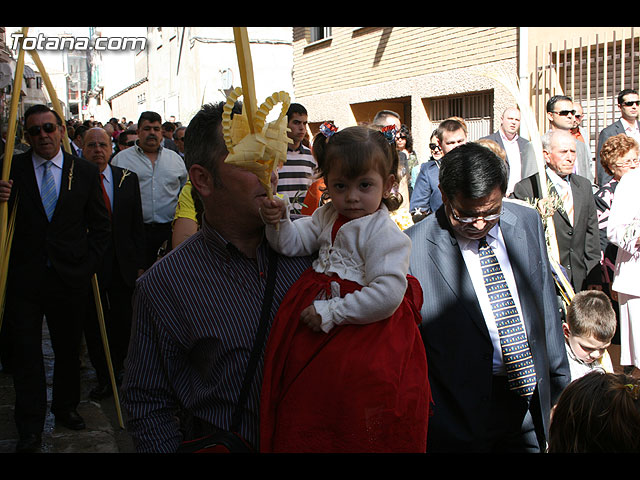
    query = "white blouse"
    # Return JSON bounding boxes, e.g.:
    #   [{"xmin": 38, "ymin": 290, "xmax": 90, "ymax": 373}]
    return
[
  {"xmin": 608, "ymin": 167, "xmax": 640, "ymax": 297},
  {"xmin": 265, "ymin": 202, "xmax": 412, "ymax": 333}
]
